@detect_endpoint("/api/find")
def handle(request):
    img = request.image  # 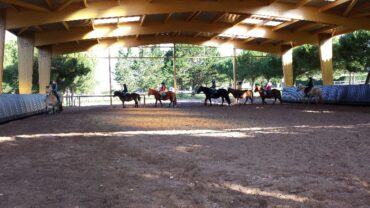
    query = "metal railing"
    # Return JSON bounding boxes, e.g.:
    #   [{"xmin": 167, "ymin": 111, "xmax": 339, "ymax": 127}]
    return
[
  {"xmin": 333, "ymin": 80, "xmax": 366, "ymax": 85},
  {"xmin": 63, "ymin": 92, "xmax": 207, "ymax": 107}
]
